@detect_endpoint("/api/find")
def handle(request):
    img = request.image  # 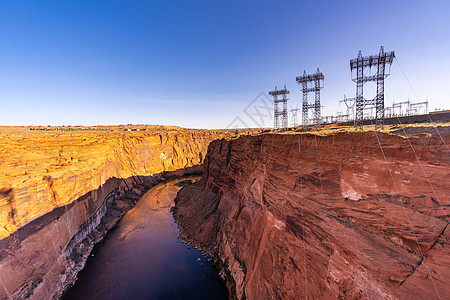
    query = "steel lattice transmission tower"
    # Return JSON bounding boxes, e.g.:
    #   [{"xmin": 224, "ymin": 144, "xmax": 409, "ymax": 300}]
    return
[
  {"xmin": 269, "ymin": 85, "xmax": 289, "ymax": 130},
  {"xmin": 340, "ymin": 95, "xmax": 356, "ymax": 121},
  {"xmin": 290, "ymin": 107, "xmax": 300, "ymax": 127},
  {"xmin": 350, "ymin": 46, "xmax": 395, "ymax": 130},
  {"xmin": 296, "ymin": 68, "xmax": 324, "ymax": 130}
]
